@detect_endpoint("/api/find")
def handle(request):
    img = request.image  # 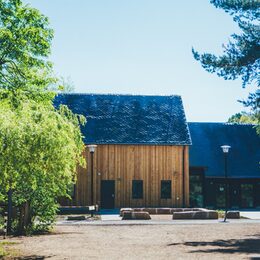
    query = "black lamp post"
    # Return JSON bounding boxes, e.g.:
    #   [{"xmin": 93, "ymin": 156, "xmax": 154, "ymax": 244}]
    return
[
  {"xmin": 87, "ymin": 144, "xmax": 97, "ymax": 217},
  {"xmin": 221, "ymin": 145, "xmax": 231, "ymax": 222}
]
